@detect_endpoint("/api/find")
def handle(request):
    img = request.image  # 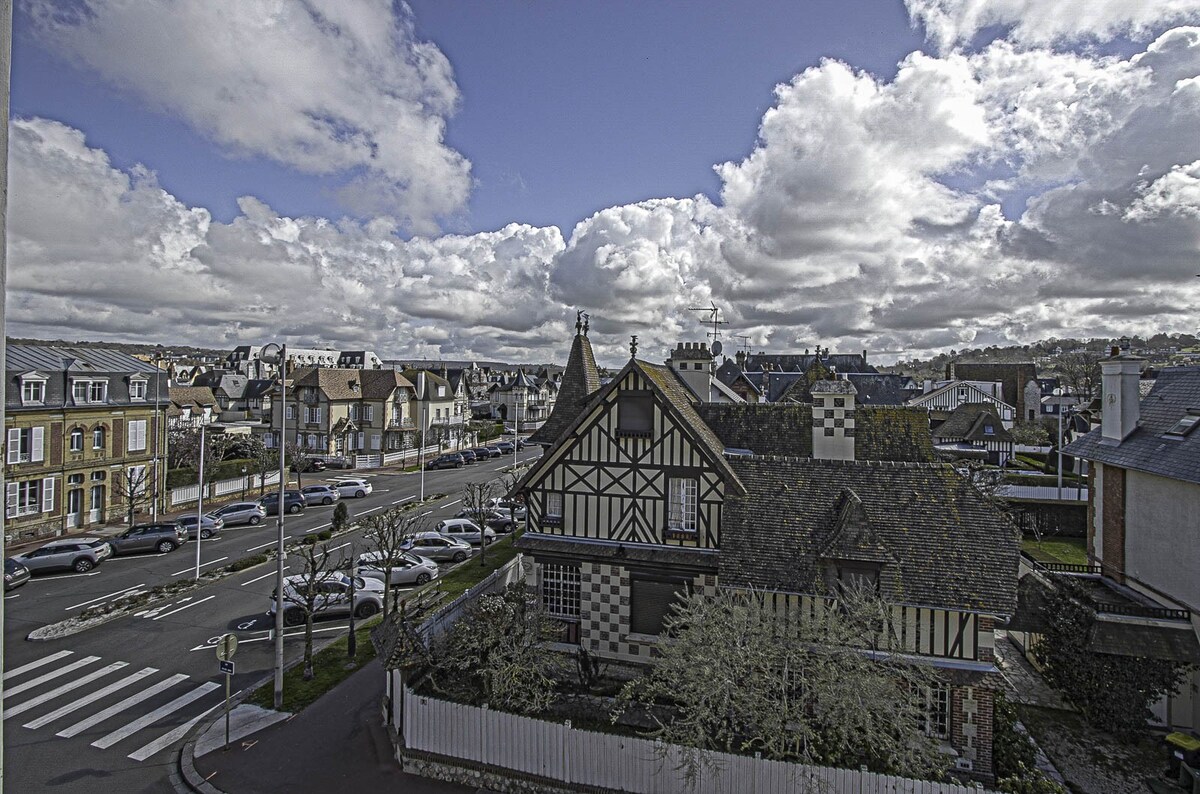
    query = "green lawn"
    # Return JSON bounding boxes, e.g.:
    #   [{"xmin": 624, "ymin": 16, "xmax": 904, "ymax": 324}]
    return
[
  {"xmin": 1022, "ymin": 536, "xmax": 1089, "ymax": 566},
  {"xmin": 245, "ymin": 532, "xmax": 520, "ymax": 713}
]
